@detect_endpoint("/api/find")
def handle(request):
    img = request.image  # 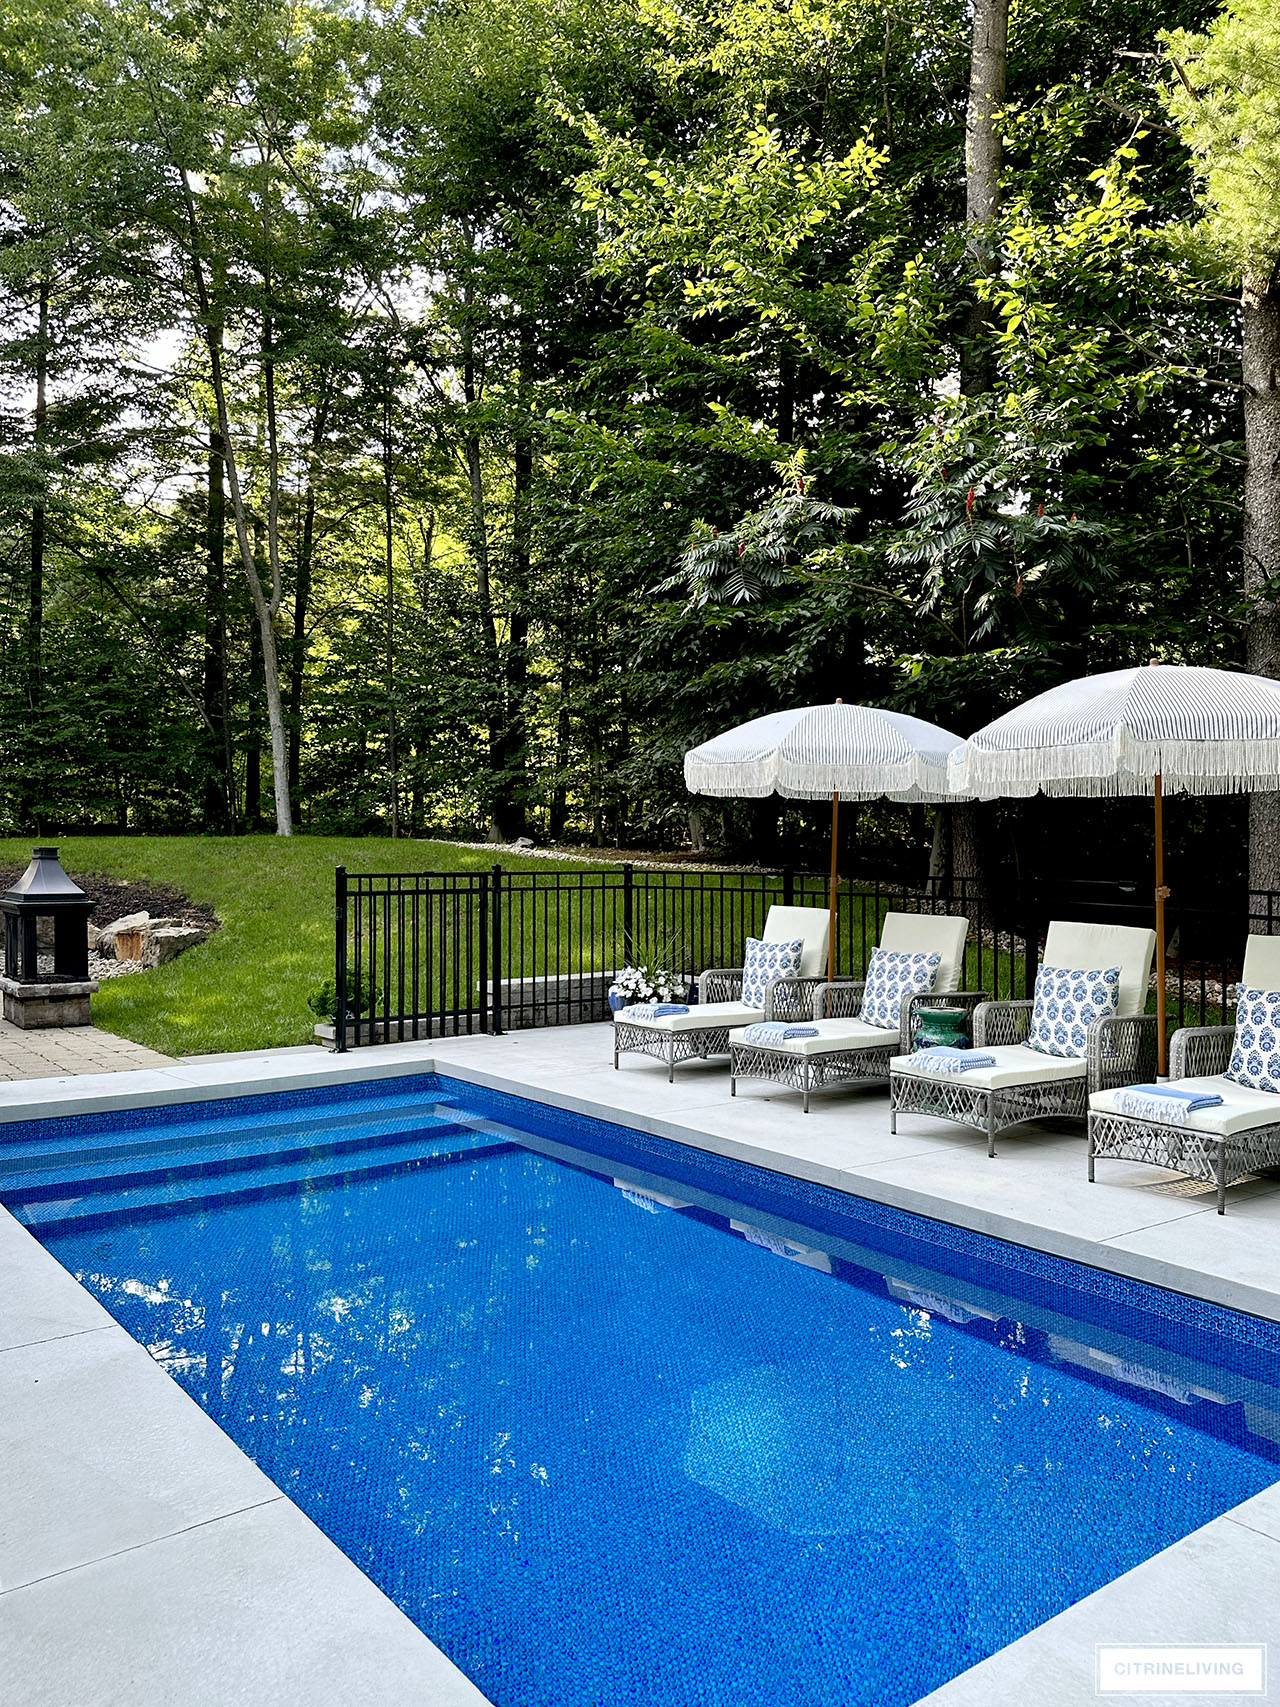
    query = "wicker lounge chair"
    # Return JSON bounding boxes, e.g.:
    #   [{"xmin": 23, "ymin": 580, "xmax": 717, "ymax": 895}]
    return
[
  {"xmin": 1088, "ymin": 934, "xmax": 1280, "ymax": 1213},
  {"xmin": 612, "ymin": 905, "xmax": 831, "ymax": 1081},
  {"xmin": 888, "ymin": 920, "xmax": 1157, "ymax": 1156},
  {"xmin": 727, "ymin": 912, "xmax": 979, "ymax": 1112}
]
